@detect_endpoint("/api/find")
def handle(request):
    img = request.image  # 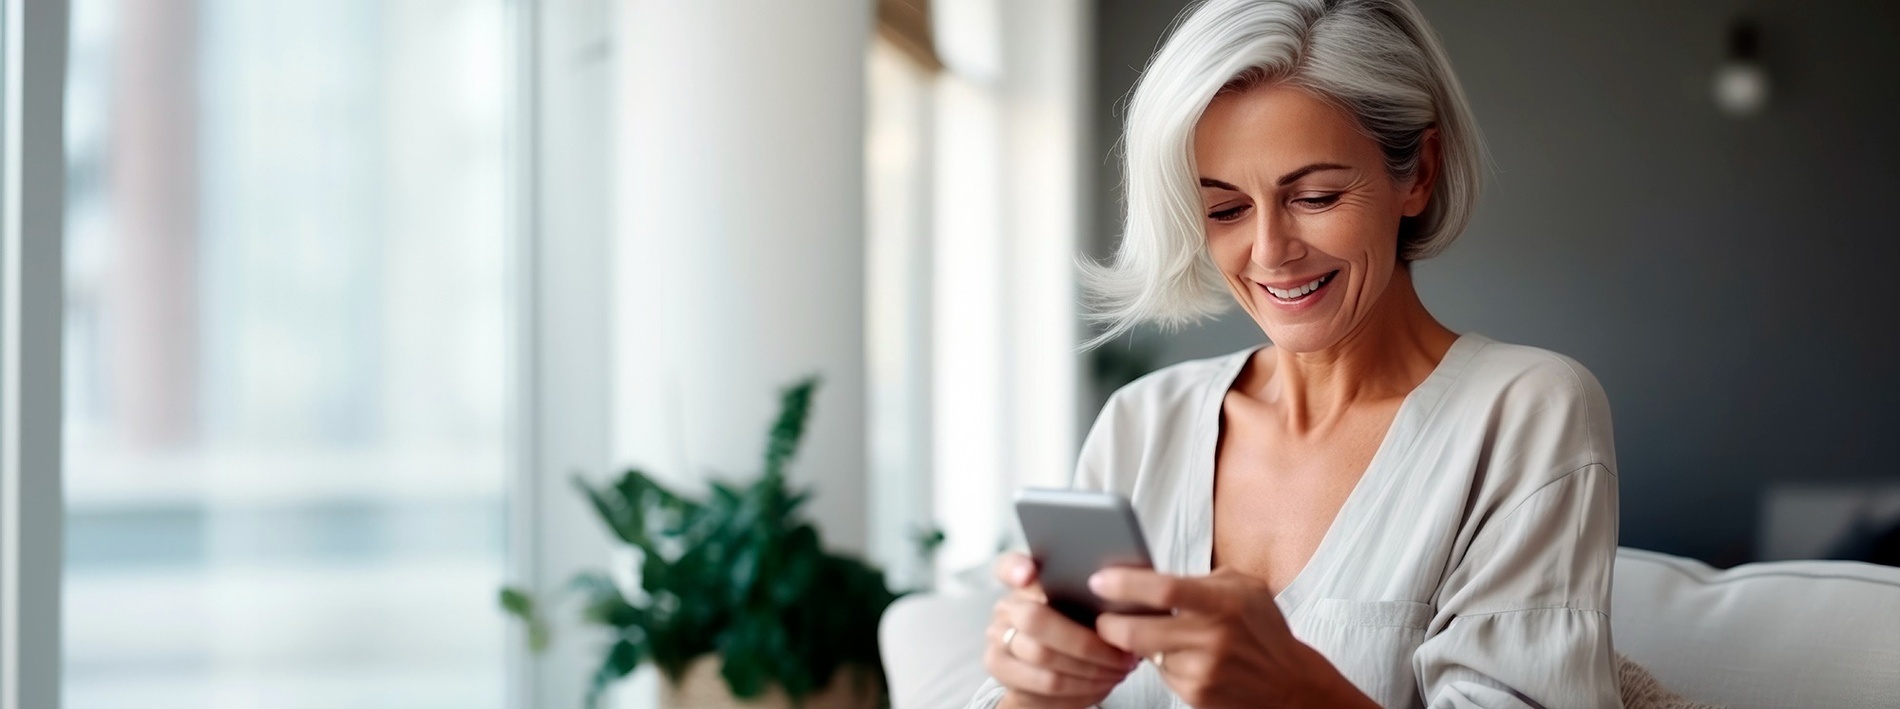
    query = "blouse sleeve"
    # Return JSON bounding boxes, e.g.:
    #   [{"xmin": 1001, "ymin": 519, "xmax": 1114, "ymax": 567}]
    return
[
  {"xmin": 1412, "ymin": 463, "xmax": 1621, "ymax": 708},
  {"xmin": 1411, "ymin": 349, "xmax": 1625, "ymax": 708},
  {"xmin": 963, "ymin": 682, "xmax": 1007, "ymax": 709}
]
